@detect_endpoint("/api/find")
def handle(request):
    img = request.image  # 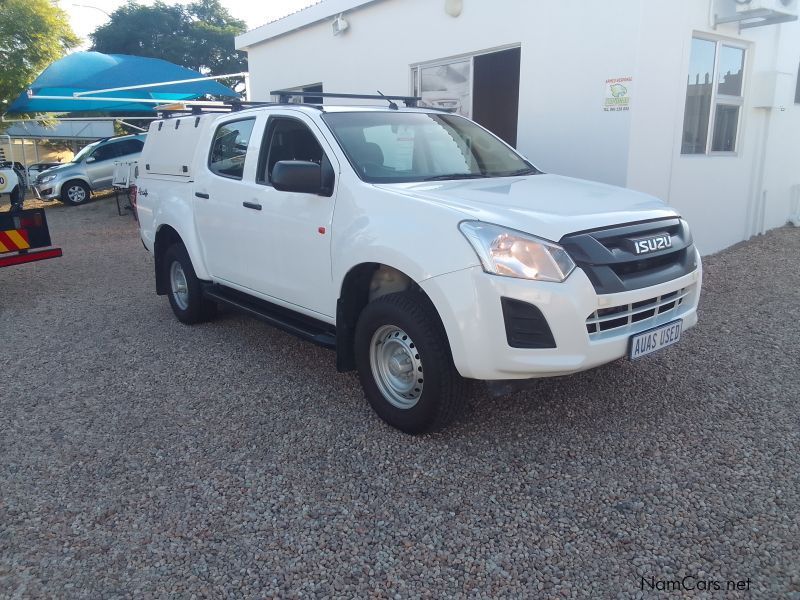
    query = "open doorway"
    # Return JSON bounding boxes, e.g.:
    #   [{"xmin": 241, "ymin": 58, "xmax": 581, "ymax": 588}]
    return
[
  {"xmin": 412, "ymin": 46, "xmax": 521, "ymax": 147},
  {"xmin": 472, "ymin": 48, "xmax": 521, "ymax": 147}
]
